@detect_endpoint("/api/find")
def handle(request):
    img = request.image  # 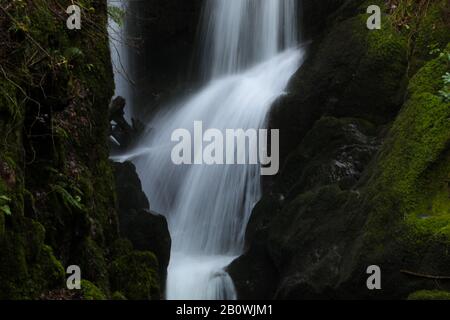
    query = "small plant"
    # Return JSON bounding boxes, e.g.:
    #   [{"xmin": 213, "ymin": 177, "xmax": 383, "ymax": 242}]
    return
[
  {"xmin": 439, "ymin": 72, "xmax": 450, "ymax": 102},
  {"xmin": 51, "ymin": 183, "xmax": 84, "ymax": 211},
  {"xmin": 430, "ymin": 46, "xmax": 450, "ymax": 102},
  {"xmin": 0, "ymin": 195, "xmax": 12, "ymax": 216},
  {"xmin": 388, "ymin": 0, "xmax": 430, "ymax": 31}
]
